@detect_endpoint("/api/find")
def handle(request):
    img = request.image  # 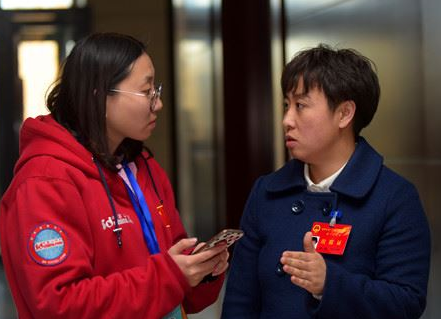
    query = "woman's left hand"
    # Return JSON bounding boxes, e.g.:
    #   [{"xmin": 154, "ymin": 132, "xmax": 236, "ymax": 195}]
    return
[{"xmin": 280, "ymin": 231, "xmax": 326, "ymax": 296}]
